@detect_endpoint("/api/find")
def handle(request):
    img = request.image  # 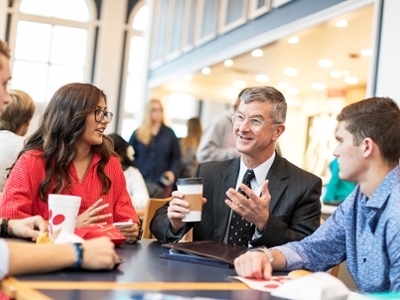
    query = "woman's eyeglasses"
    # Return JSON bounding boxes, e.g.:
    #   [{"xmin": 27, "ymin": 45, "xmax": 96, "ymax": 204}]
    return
[{"xmin": 93, "ymin": 109, "xmax": 113, "ymax": 123}]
